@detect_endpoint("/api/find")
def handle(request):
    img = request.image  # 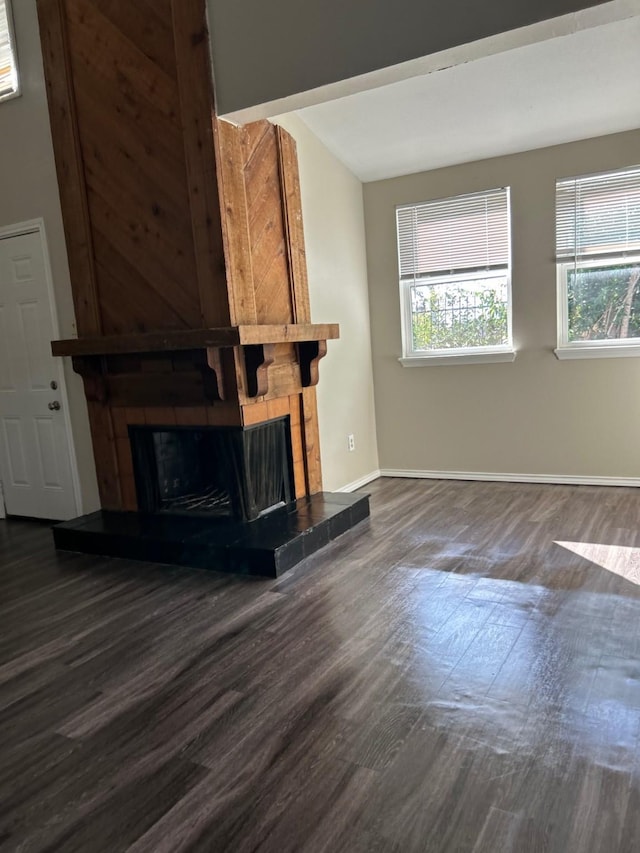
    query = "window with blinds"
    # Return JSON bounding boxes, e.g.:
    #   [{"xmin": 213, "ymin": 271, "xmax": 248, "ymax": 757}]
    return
[
  {"xmin": 395, "ymin": 188, "xmax": 512, "ymax": 360},
  {"xmin": 0, "ymin": 0, "xmax": 19, "ymax": 101},
  {"xmin": 555, "ymin": 166, "xmax": 640, "ymax": 350}
]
